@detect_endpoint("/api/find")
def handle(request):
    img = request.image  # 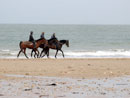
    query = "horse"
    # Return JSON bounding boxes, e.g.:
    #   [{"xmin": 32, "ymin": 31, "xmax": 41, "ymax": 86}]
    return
[
  {"xmin": 17, "ymin": 38, "xmax": 48, "ymax": 58},
  {"xmin": 39, "ymin": 39, "xmax": 69, "ymax": 58}
]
